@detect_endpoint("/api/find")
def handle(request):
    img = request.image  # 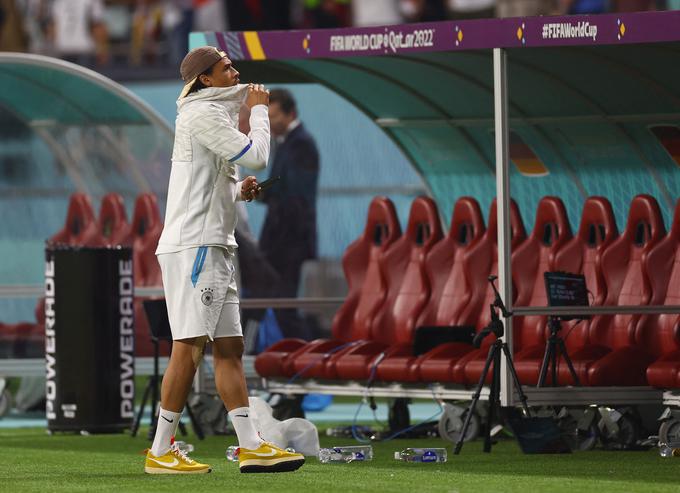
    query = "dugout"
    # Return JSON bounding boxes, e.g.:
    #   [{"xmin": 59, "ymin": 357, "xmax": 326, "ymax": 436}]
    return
[{"xmin": 191, "ymin": 11, "xmax": 680, "ymax": 408}]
